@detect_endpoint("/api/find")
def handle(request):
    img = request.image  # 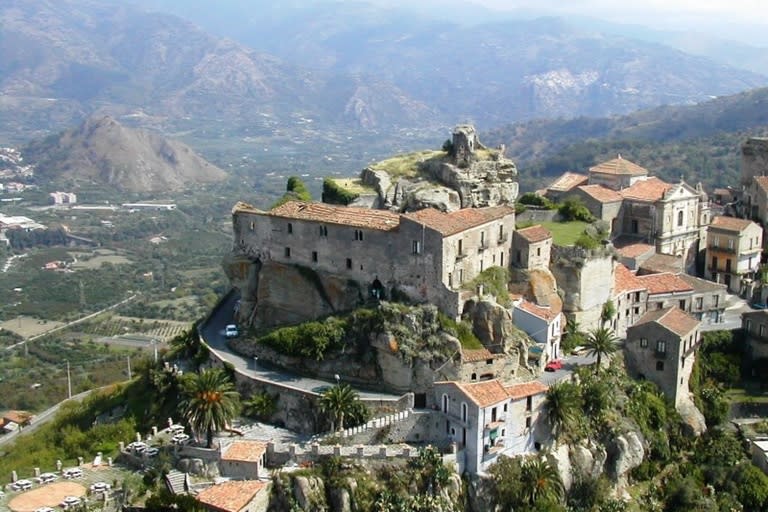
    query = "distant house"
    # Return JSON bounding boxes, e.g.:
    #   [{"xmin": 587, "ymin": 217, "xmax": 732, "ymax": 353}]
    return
[
  {"xmin": 611, "ymin": 263, "xmax": 648, "ymax": 338},
  {"xmin": 677, "ymin": 274, "xmax": 727, "ymax": 324},
  {"xmin": 219, "ymin": 440, "xmax": 268, "ymax": 480},
  {"xmin": 433, "ymin": 379, "xmax": 548, "ymax": 474},
  {"xmin": 0, "ymin": 410, "xmax": 32, "ymax": 434},
  {"xmin": 572, "ymin": 184, "xmax": 623, "ymax": 227},
  {"xmin": 614, "ymin": 240, "xmax": 655, "ymax": 271},
  {"xmin": 706, "ymin": 216, "xmax": 763, "ymax": 295},
  {"xmin": 195, "ymin": 480, "xmax": 269, "ymax": 512},
  {"xmin": 636, "ymin": 272, "xmax": 694, "ymax": 312},
  {"xmin": 48, "ymin": 191, "xmax": 77, "ymax": 205},
  {"xmin": 625, "ymin": 307, "xmax": 700, "ymax": 409},
  {"xmin": 512, "ymin": 299, "xmax": 563, "ymax": 360},
  {"xmin": 511, "ymin": 225, "xmax": 552, "ymax": 271}
]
